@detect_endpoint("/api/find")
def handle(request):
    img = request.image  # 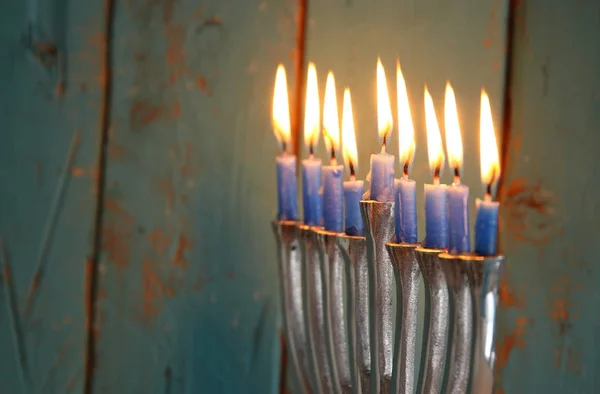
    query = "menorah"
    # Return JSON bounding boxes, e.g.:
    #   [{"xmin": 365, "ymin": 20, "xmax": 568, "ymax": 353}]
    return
[{"xmin": 273, "ymin": 200, "xmax": 505, "ymax": 394}]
